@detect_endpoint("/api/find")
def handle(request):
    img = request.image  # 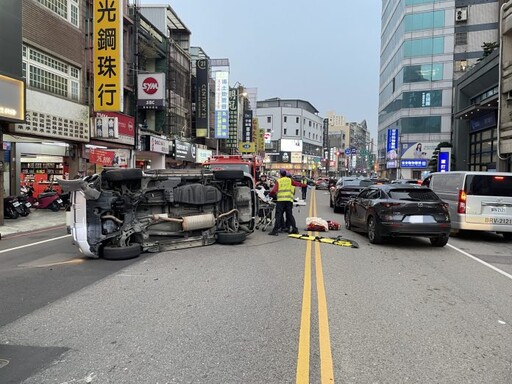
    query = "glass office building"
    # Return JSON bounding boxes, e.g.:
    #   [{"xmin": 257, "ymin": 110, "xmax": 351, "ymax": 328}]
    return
[{"xmin": 378, "ymin": 0, "xmax": 500, "ymax": 178}]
